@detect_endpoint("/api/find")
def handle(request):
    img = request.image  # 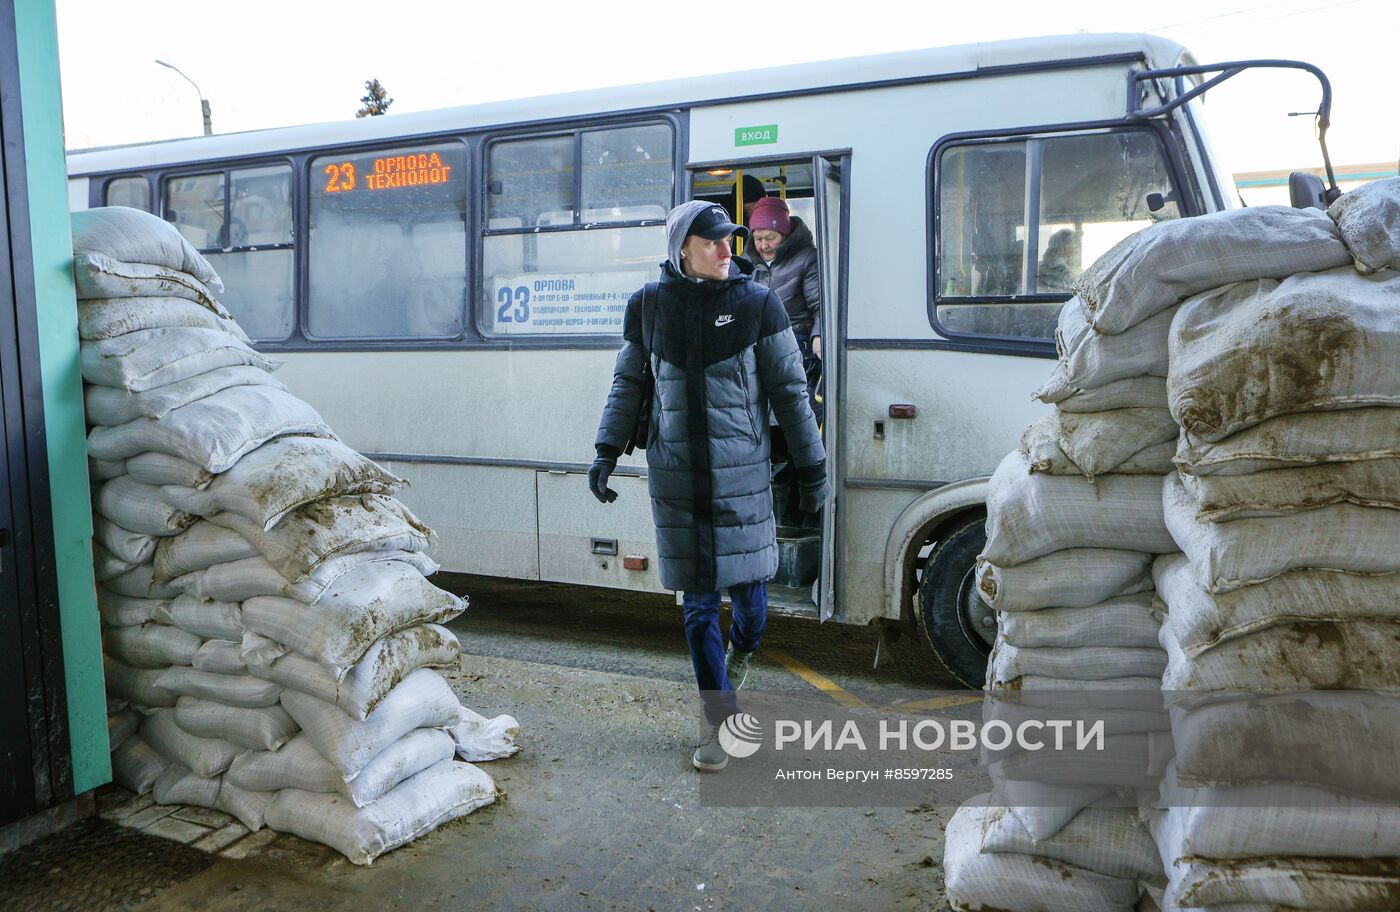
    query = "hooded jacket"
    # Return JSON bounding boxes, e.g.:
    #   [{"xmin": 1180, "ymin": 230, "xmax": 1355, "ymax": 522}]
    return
[
  {"xmin": 749, "ymin": 216, "xmax": 822, "ymax": 340},
  {"xmin": 595, "ymin": 200, "xmax": 826, "ymax": 592}
]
